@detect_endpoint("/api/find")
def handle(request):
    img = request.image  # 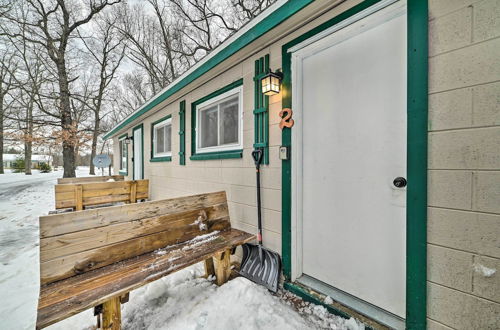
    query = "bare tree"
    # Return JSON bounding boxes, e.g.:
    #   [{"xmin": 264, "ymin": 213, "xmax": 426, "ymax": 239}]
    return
[
  {"xmin": 169, "ymin": 0, "xmax": 275, "ymax": 57},
  {"xmin": 0, "ymin": 0, "xmax": 122, "ymax": 177},
  {"xmin": 78, "ymin": 15, "xmax": 125, "ymax": 175},
  {"xmin": 0, "ymin": 51, "xmax": 17, "ymax": 174},
  {"xmin": 115, "ymin": 1, "xmax": 185, "ymax": 97}
]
